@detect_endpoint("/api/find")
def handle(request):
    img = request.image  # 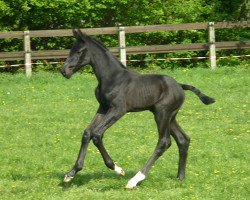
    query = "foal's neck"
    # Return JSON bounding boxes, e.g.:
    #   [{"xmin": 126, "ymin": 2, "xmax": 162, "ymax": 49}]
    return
[{"xmin": 89, "ymin": 45, "xmax": 125, "ymax": 83}]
